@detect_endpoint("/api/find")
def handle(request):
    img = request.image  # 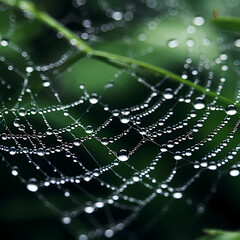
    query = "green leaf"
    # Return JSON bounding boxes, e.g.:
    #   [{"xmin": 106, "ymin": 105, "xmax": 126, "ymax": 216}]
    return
[
  {"xmin": 196, "ymin": 229, "xmax": 240, "ymax": 240},
  {"xmin": 212, "ymin": 16, "xmax": 240, "ymax": 32}
]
